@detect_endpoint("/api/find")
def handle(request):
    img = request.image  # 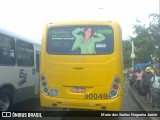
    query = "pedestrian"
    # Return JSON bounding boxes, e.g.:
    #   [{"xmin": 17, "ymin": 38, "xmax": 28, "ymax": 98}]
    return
[
  {"xmin": 128, "ymin": 68, "xmax": 134, "ymax": 87},
  {"xmin": 143, "ymin": 67, "xmax": 153, "ymax": 103},
  {"xmin": 150, "ymin": 66, "xmax": 155, "ymax": 75},
  {"xmin": 123, "ymin": 69, "xmax": 127, "ymax": 78},
  {"xmin": 151, "ymin": 64, "xmax": 160, "ymax": 108},
  {"xmin": 135, "ymin": 69, "xmax": 143, "ymax": 94}
]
